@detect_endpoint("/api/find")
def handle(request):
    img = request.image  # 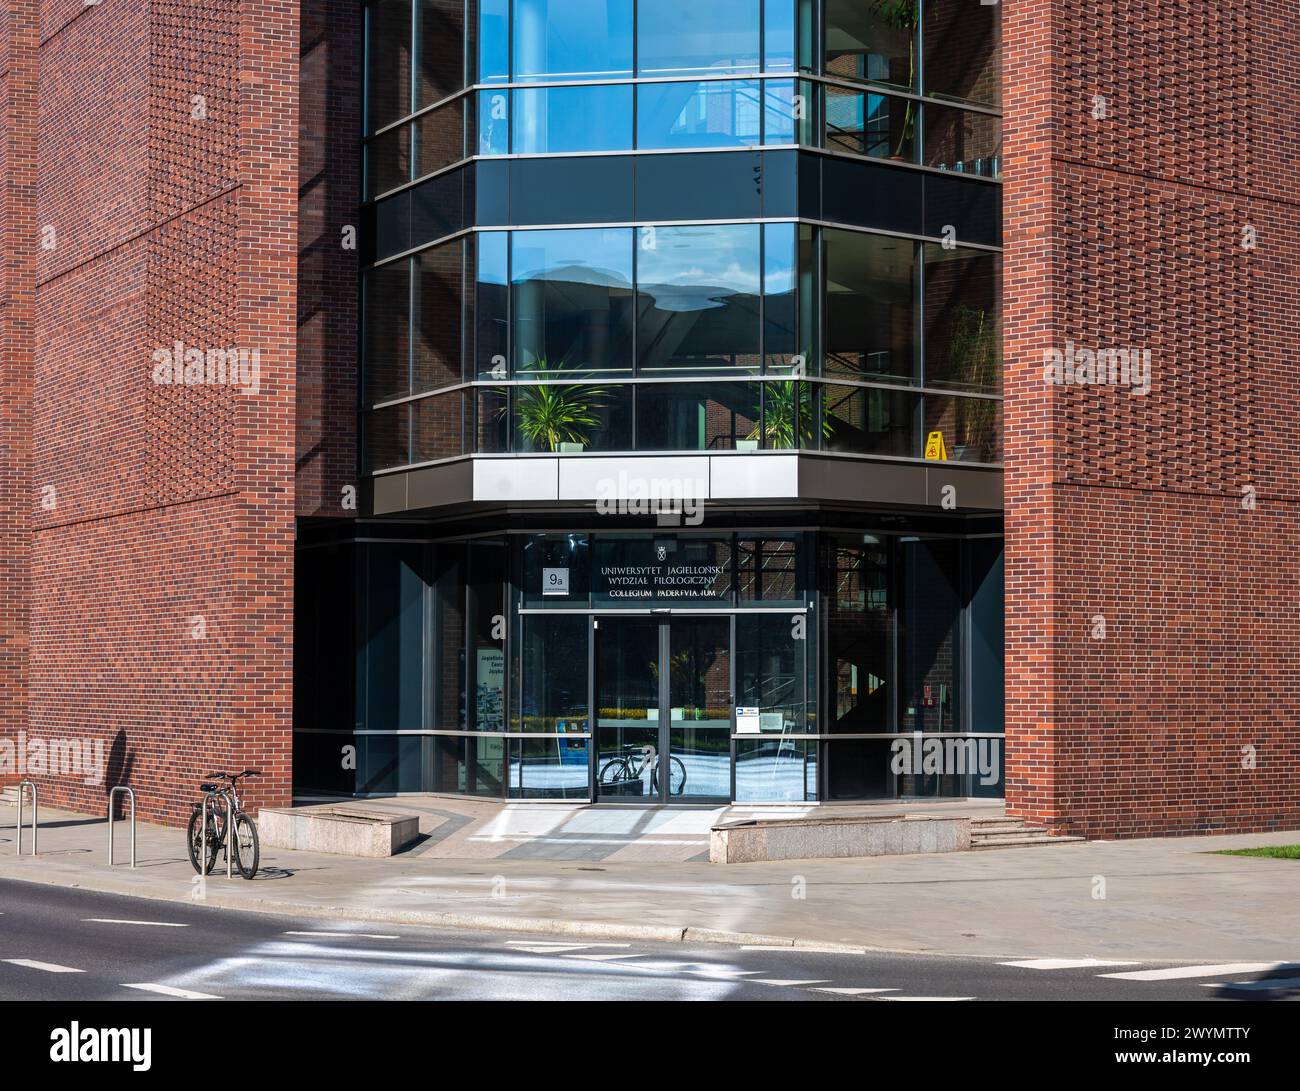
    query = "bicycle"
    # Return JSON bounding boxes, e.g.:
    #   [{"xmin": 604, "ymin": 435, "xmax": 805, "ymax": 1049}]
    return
[
  {"xmin": 598, "ymin": 745, "xmax": 687, "ymax": 796},
  {"xmin": 187, "ymin": 770, "xmax": 261, "ymax": 879}
]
